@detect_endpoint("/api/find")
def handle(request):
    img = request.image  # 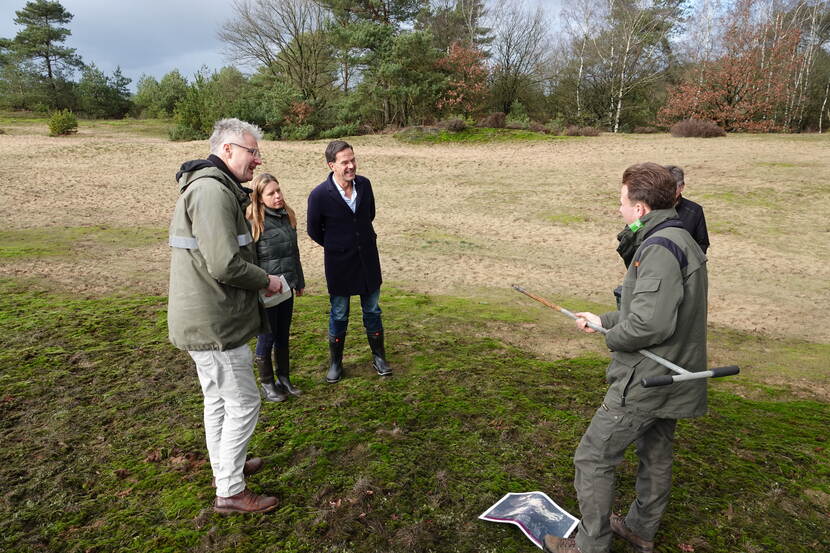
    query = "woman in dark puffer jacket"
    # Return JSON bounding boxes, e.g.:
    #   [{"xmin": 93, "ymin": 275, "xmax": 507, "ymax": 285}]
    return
[{"xmin": 246, "ymin": 173, "xmax": 305, "ymax": 402}]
